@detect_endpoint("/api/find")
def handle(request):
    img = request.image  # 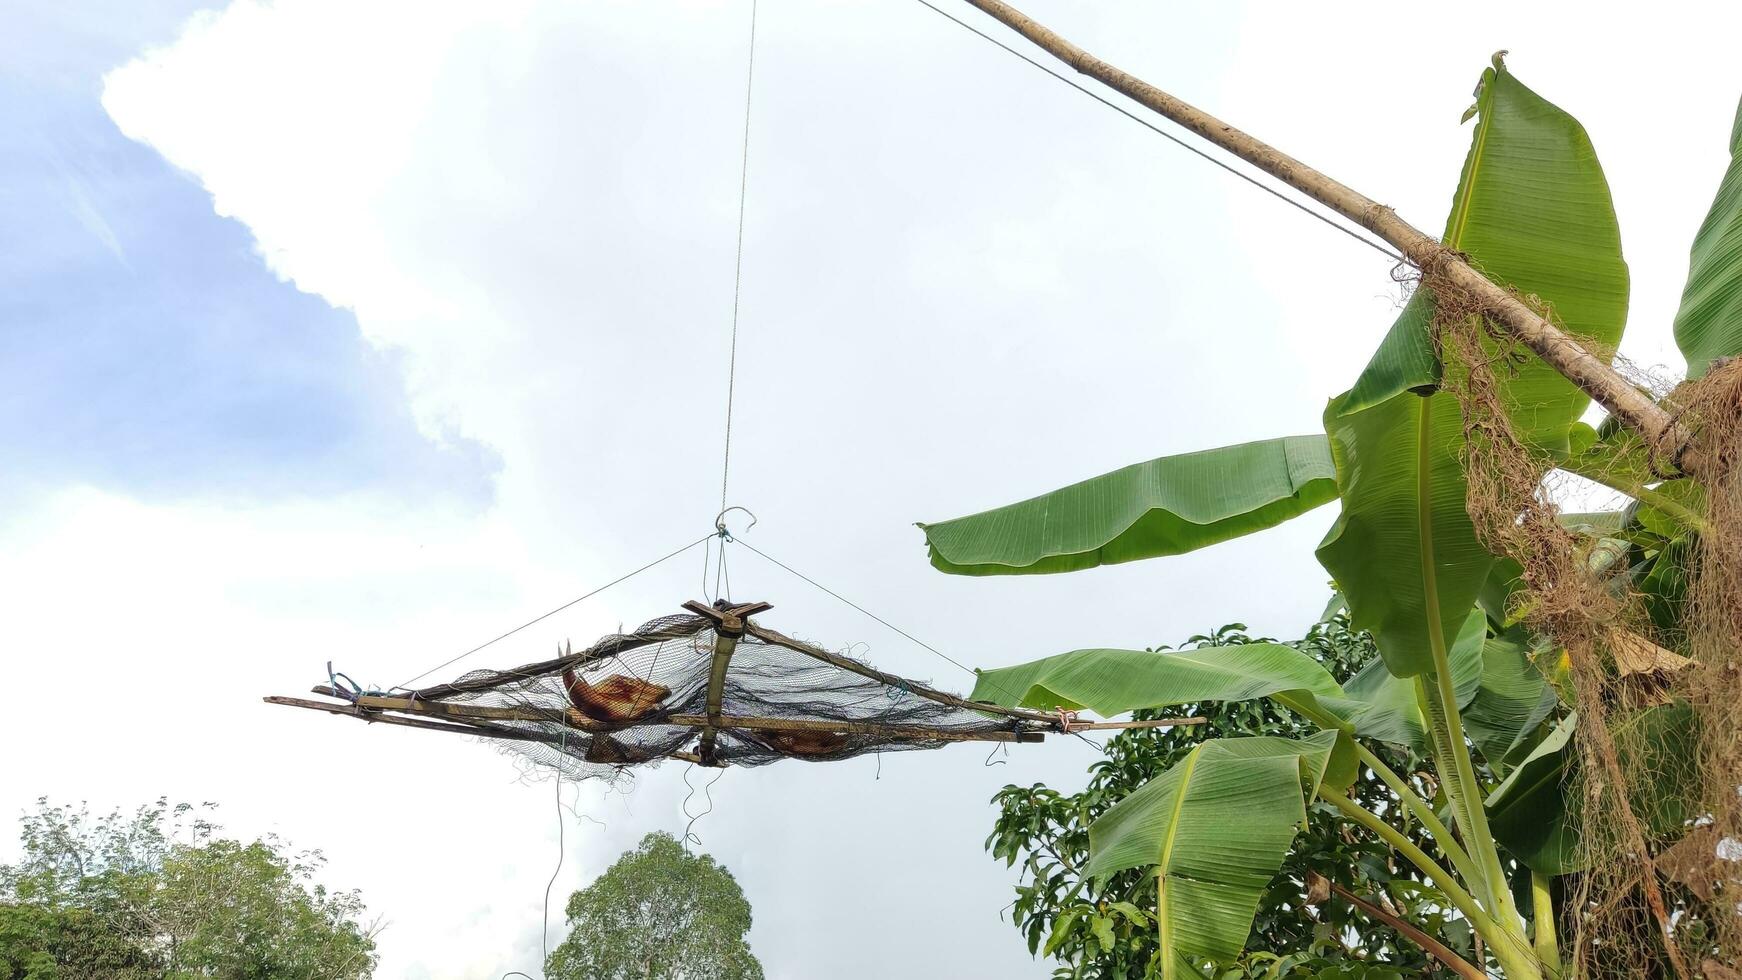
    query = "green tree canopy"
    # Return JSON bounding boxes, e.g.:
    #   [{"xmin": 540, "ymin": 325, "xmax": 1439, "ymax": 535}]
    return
[
  {"xmin": 0, "ymin": 798, "xmax": 377, "ymax": 979},
  {"xmin": 547, "ymin": 832, "xmax": 762, "ymax": 980},
  {"xmin": 989, "ymin": 618, "xmax": 1465, "ymax": 979}
]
